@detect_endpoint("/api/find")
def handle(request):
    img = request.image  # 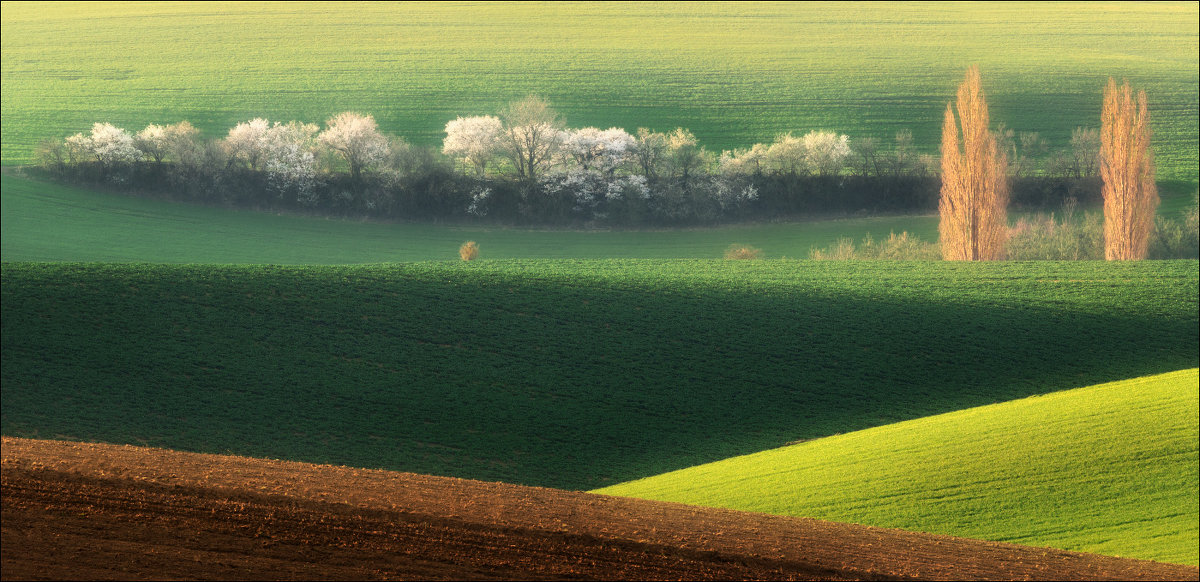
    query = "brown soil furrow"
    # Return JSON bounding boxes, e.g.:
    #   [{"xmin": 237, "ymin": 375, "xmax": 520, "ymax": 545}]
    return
[
  {"xmin": 3, "ymin": 437, "xmax": 1197, "ymax": 581},
  {"xmin": 2, "ymin": 469, "xmax": 846, "ymax": 580}
]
